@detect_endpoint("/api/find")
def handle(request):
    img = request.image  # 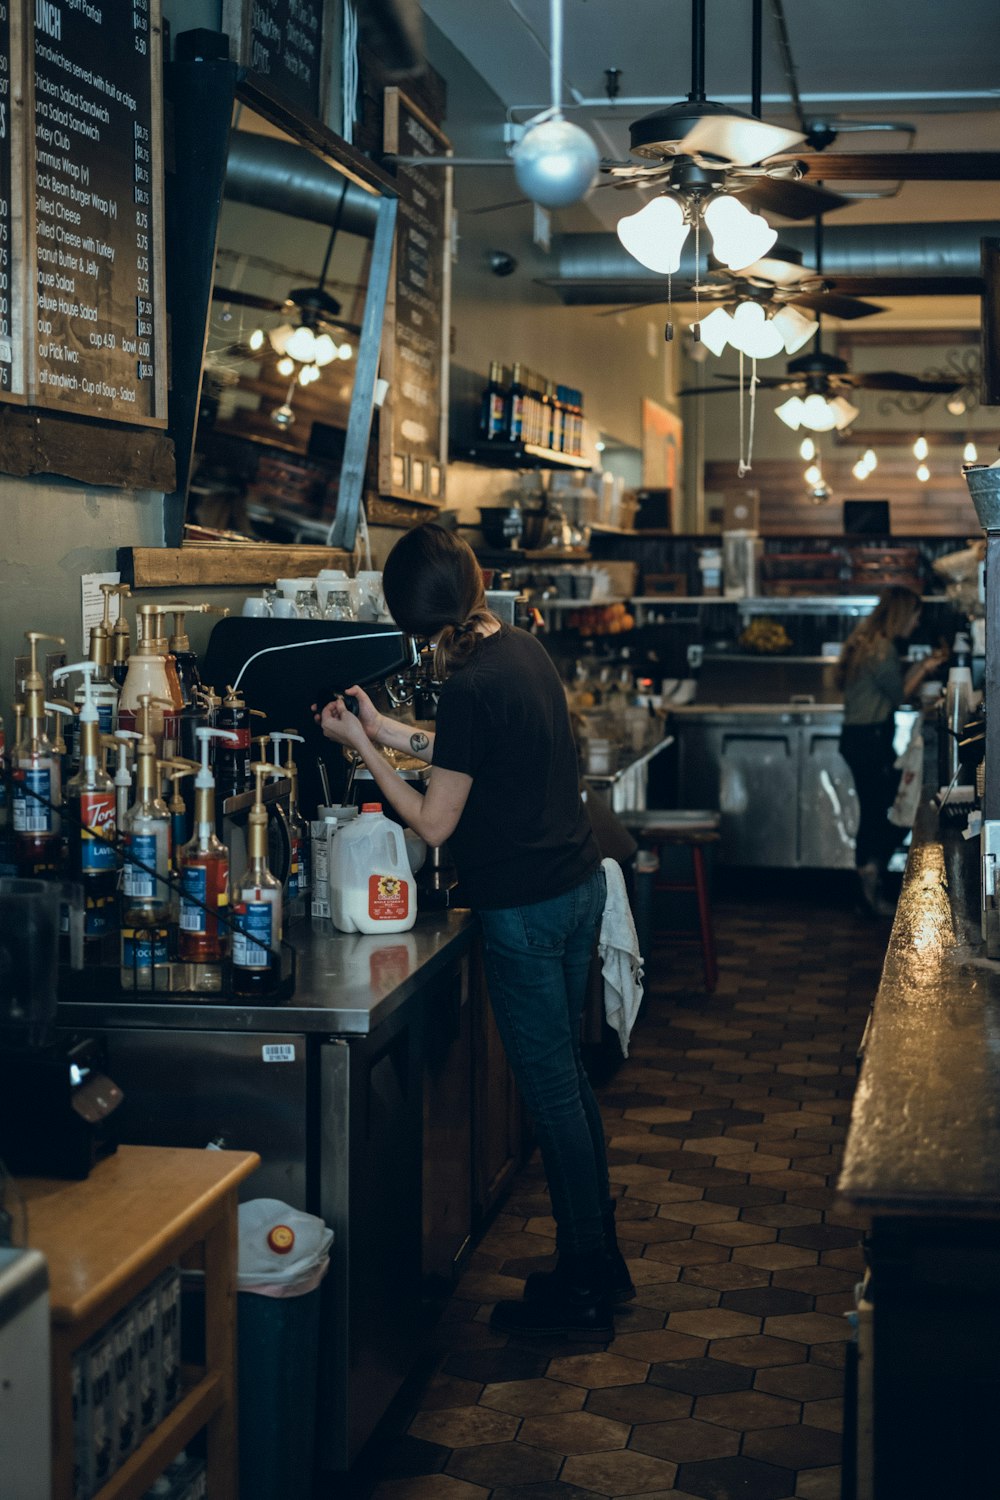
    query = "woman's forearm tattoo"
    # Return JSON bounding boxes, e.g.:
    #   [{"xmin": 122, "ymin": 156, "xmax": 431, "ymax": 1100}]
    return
[{"xmin": 410, "ymin": 731, "xmax": 430, "ymax": 754}]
